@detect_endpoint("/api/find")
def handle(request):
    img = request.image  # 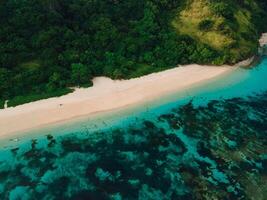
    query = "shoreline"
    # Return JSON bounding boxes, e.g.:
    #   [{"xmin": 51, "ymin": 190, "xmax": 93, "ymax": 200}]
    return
[
  {"xmin": 0, "ymin": 33, "xmax": 265, "ymax": 141},
  {"xmin": 0, "ymin": 63, "xmax": 242, "ymax": 140},
  {"xmin": 259, "ymin": 33, "xmax": 267, "ymax": 47}
]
